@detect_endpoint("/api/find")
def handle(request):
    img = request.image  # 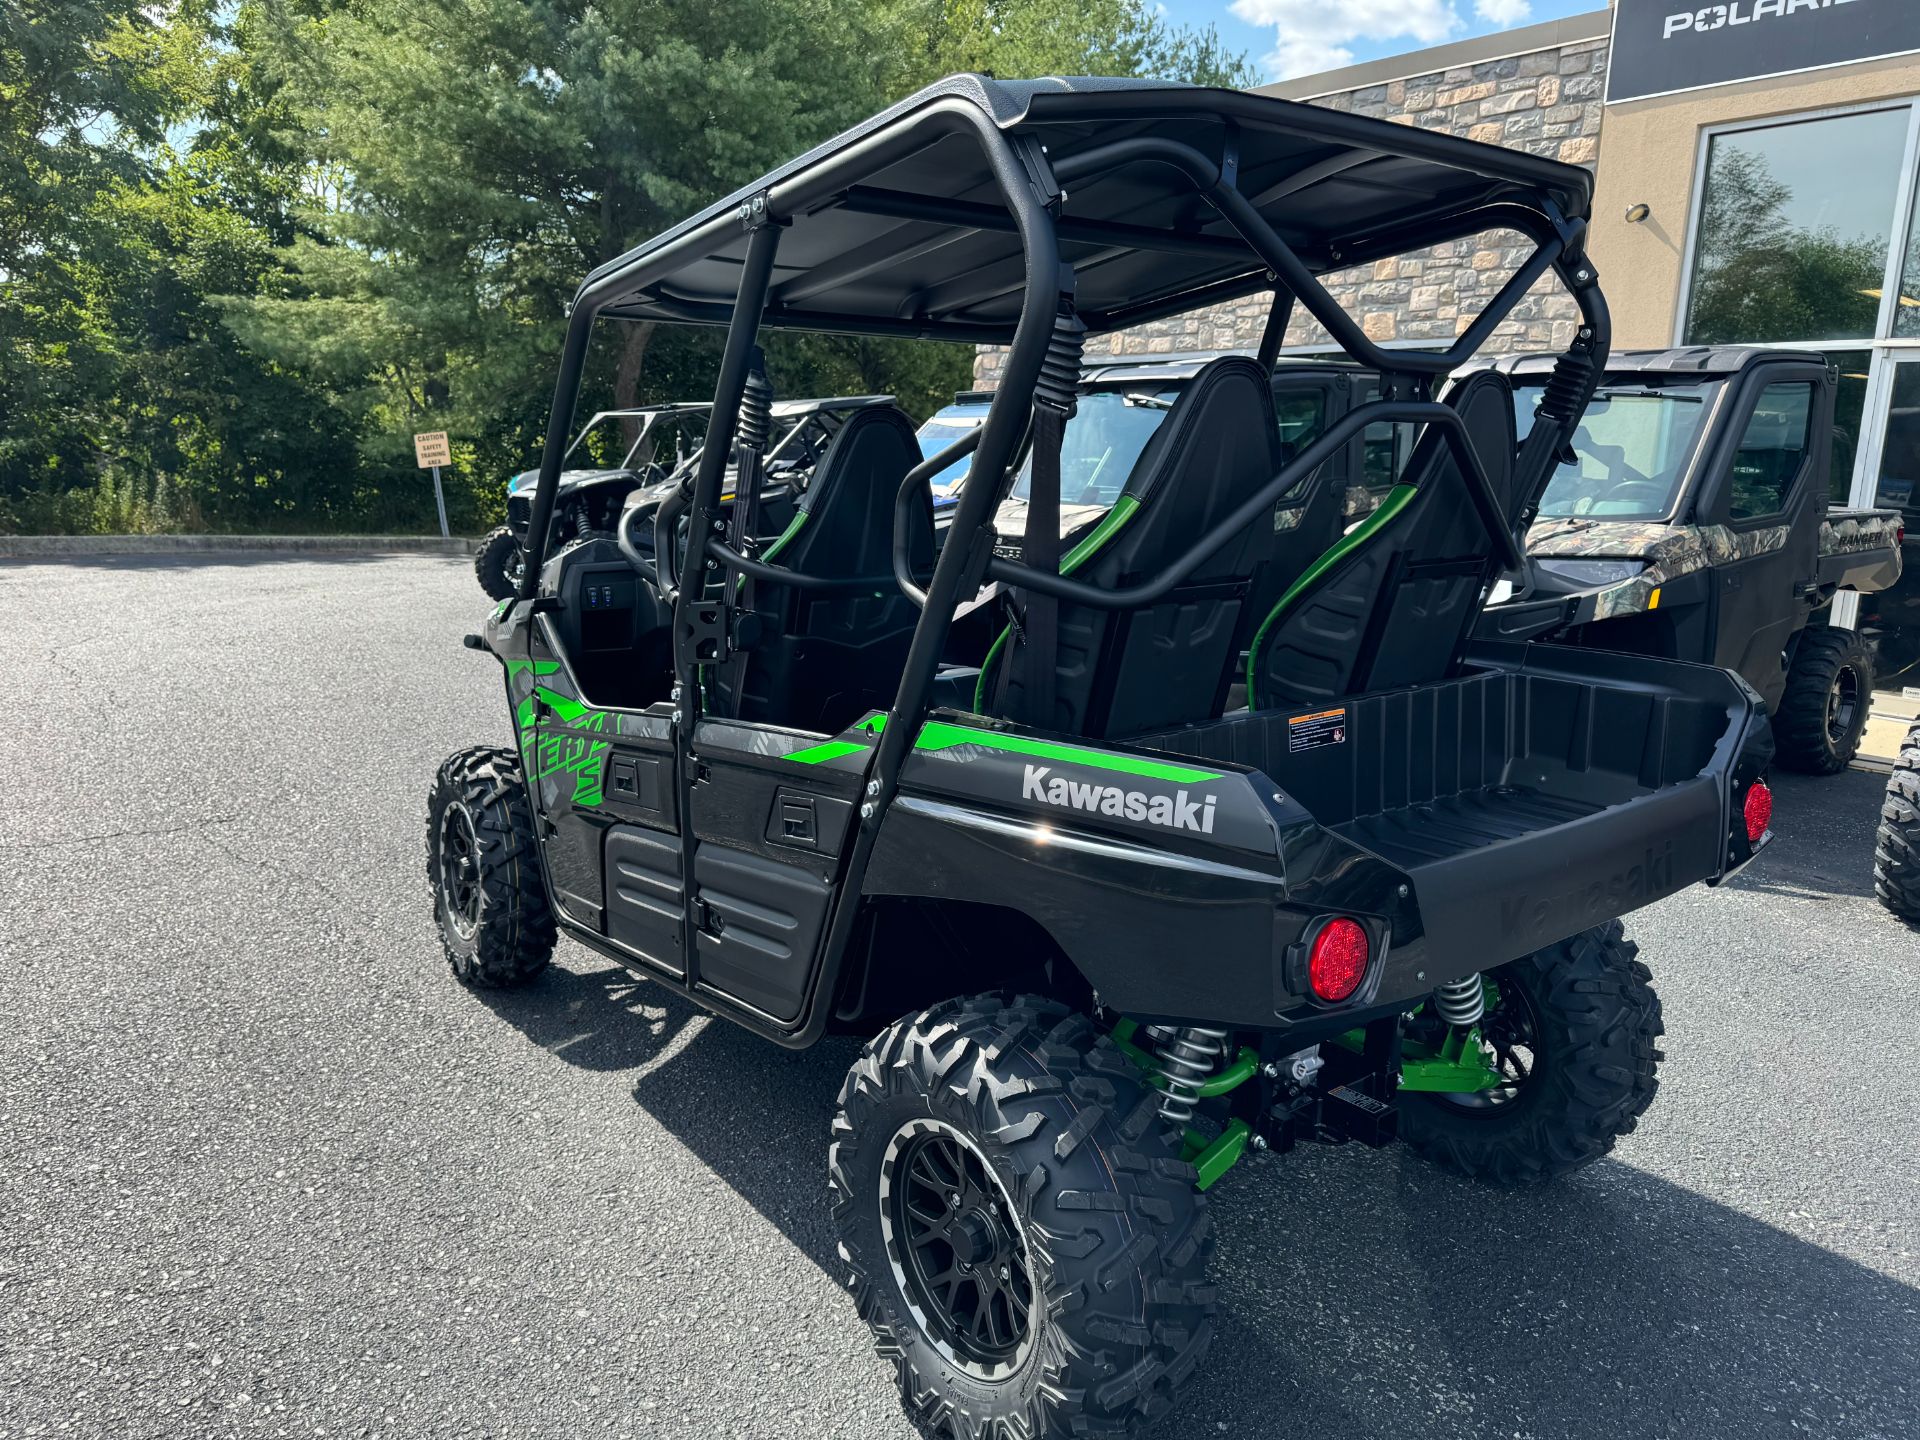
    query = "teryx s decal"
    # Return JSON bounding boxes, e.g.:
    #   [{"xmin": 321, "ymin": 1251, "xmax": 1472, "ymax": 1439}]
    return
[{"xmin": 1021, "ymin": 764, "xmax": 1217, "ymax": 834}]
